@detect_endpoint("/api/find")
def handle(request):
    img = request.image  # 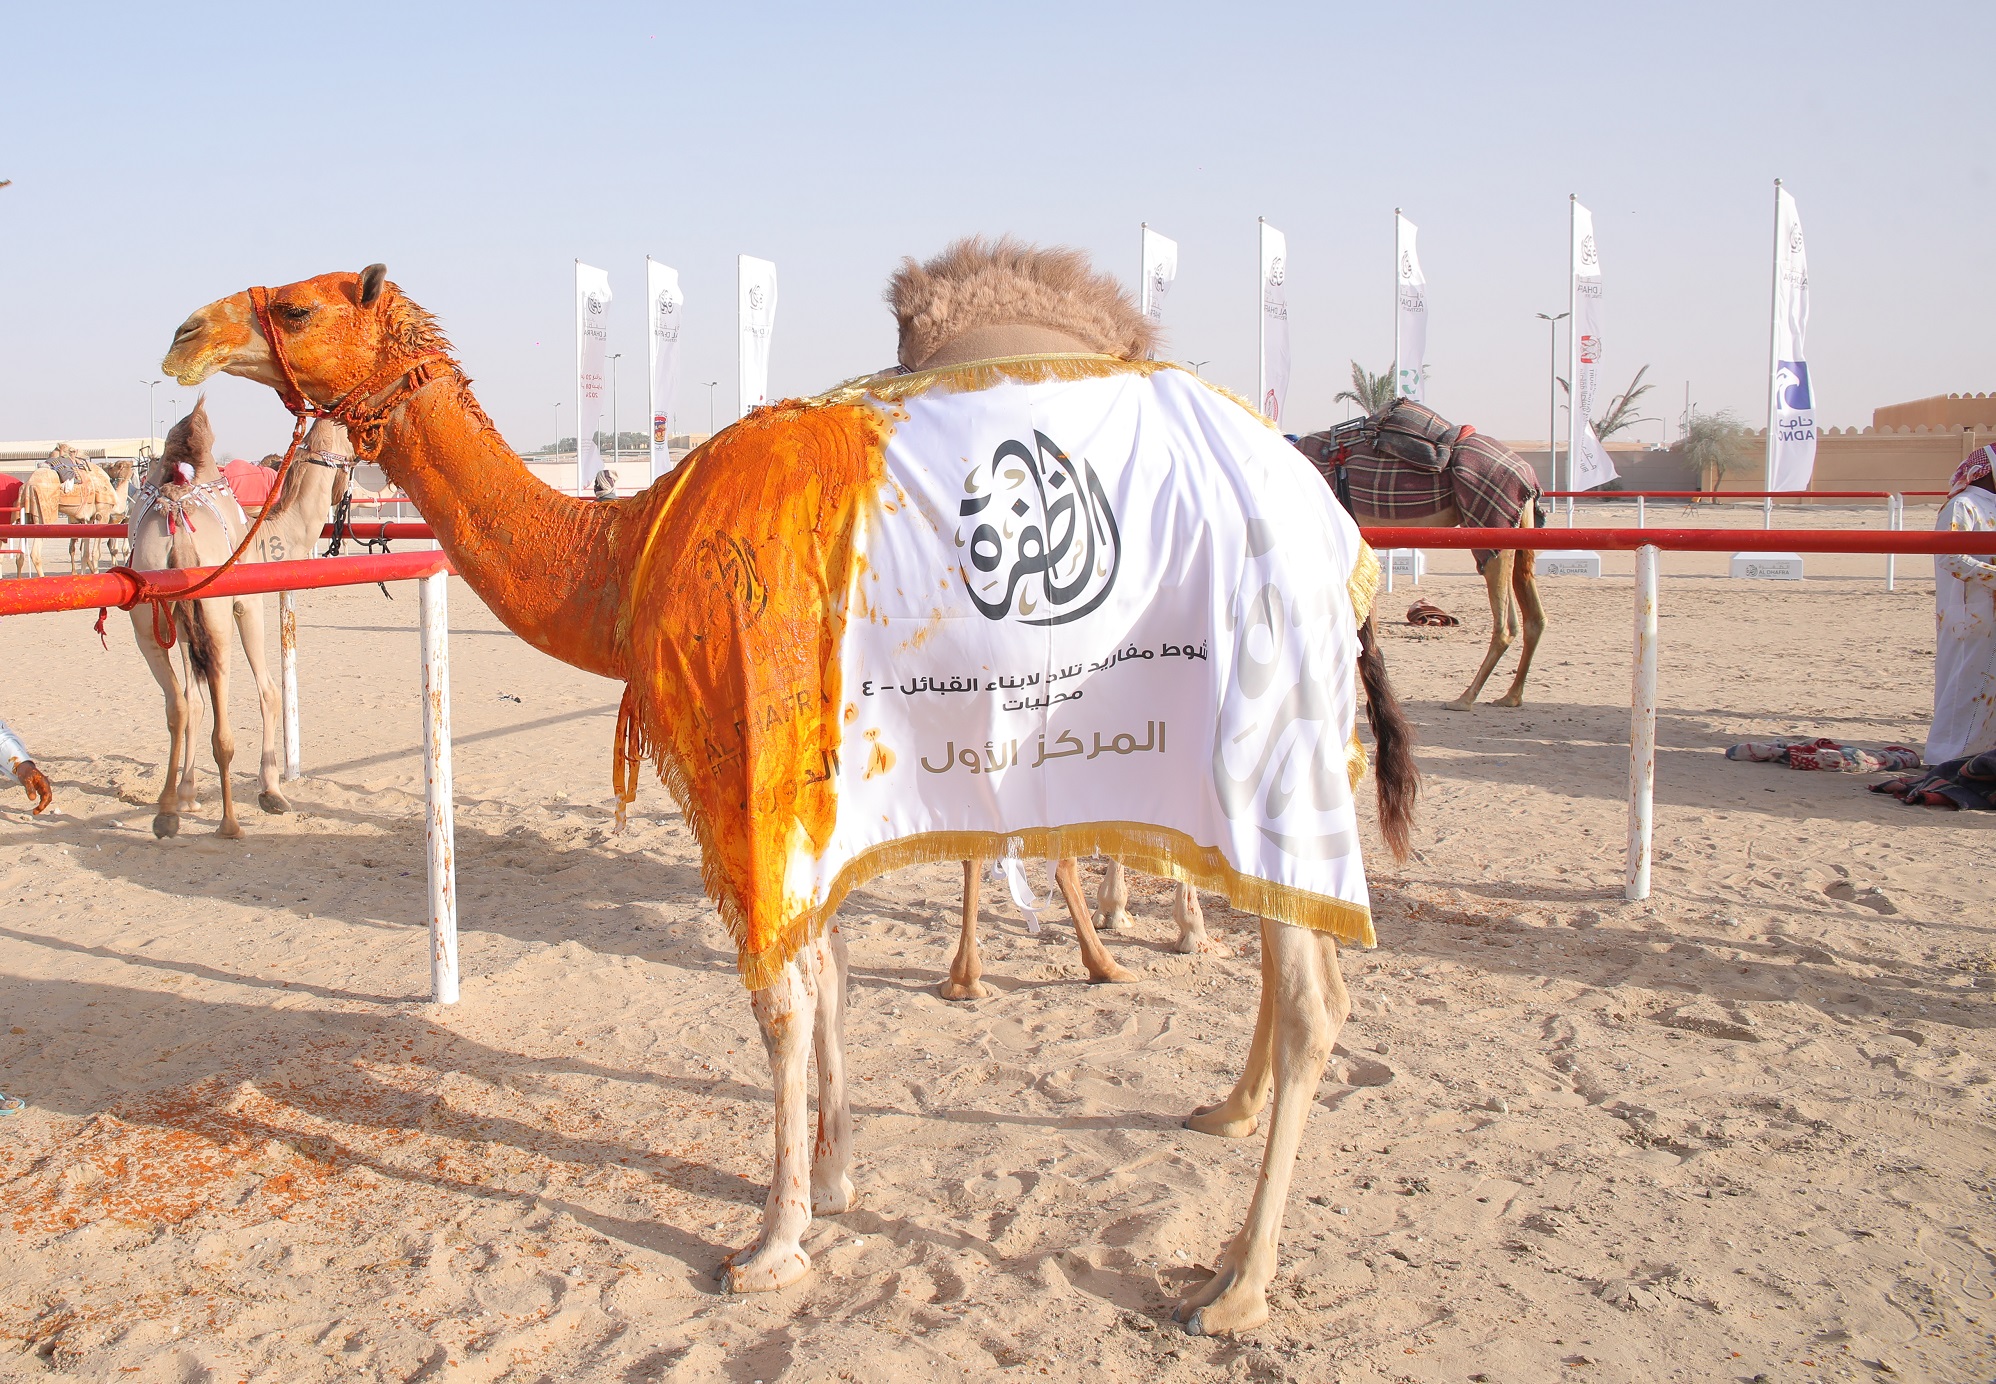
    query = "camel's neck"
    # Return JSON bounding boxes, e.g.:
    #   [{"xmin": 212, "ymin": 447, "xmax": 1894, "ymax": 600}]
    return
[
  {"xmin": 254, "ymin": 460, "xmax": 345, "ymax": 564},
  {"xmin": 373, "ymin": 380, "xmax": 633, "ymax": 678}
]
